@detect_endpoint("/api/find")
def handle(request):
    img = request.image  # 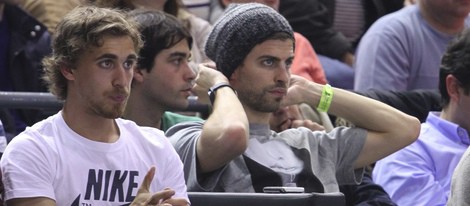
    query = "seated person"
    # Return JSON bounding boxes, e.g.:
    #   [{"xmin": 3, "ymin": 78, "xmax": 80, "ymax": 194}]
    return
[
  {"xmin": 123, "ymin": 9, "xmax": 202, "ymax": 131},
  {"xmin": 166, "ymin": 3, "xmax": 420, "ymax": 193},
  {"xmin": 354, "ymin": 0, "xmax": 470, "ymax": 91},
  {"xmin": 373, "ymin": 28, "xmax": 470, "ymax": 206},
  {"xmin": 0, "ymin": 6, "xmax": 188, "ymax": 205},
  {"xmin": 217, "ymin": 0, "xmax": 328, "ymax": 85}
]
